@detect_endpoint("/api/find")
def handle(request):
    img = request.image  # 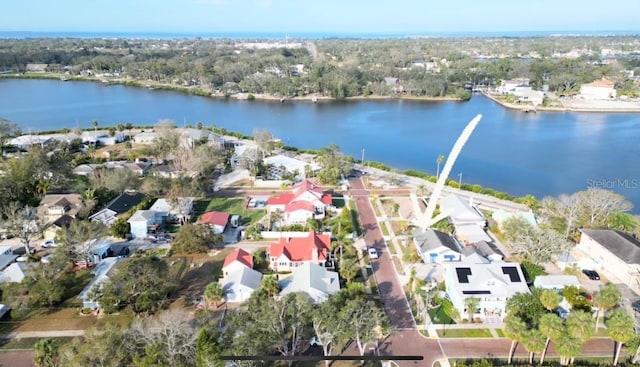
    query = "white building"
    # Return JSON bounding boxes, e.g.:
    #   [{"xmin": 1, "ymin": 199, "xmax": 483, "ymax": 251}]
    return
[
  {"xmin": 82, "ymin": 130, "xmax": 126, "ymax": 146},
  {"xmin": 580, "ymin": 79, "xmax": 616, "ymax": 100},
  {"xmin": 262, "ymin": 154, "xmax": 321, "ymax": 180},
  {"xmin": 413, "ymin": 228, "xmax": 463, "ymax": 263},
  {"xmin": 133, "ymin": 132, "xmax": 159, "ymax": 144},
  {"xmin": 279, "ymin": 262, "xmax": 340, "ymax": 304},
  {"xmin": 496, "ymin": 79, "xmax": 530, "ymax": 95},
  {"xmin": 445, "ymin": 262, "xmax": 530, "ymax": 323},
  {"xmin": 220, "ymin": 267, "xmax": 263, "ymax": 303},
  {"xmin": 533, "ymin": 275, "xmax": 581, "ymax": 291},
  {"xmin": 576, "ymin": 229, "xmax": 640, "ymax": 286},
  {"xmin": 8, "ymin": 135, "xmax": 53, "ymax": 150},
  {"xmin": 127, "ymin": 210, "xmax": 160, "ymax": 239}
]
